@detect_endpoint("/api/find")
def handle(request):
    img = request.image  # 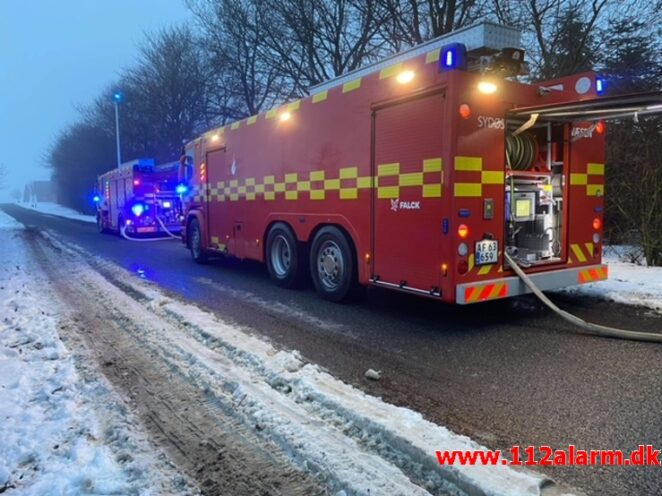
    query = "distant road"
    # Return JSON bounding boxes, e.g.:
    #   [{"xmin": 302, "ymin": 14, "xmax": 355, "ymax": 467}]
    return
[{"xmin": 3, "ymin": 203, "xmax": 661, "ymax": 496}]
